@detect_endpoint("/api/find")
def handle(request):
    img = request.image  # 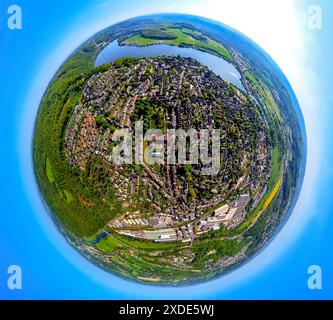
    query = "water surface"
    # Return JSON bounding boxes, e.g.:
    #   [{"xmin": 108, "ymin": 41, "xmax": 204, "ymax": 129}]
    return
[{"xmin": 95, "ymin": 40, "xmax": 245, "ymax": 91}]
